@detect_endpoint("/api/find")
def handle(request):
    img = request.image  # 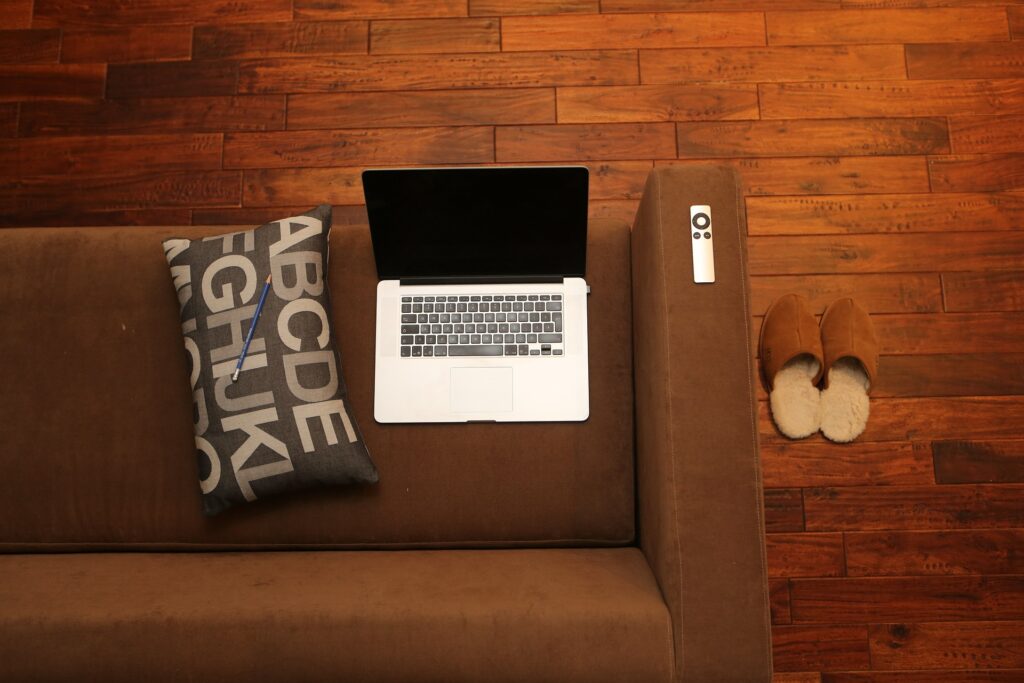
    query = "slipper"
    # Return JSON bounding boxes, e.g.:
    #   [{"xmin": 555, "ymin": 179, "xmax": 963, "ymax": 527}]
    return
[
  {"xmin": 819, "ymin": 298, "xmax": 879, "ymax": 443},
  {"xmin": 759, "ymin": 294, "xmax": 824, "ymax": 440}
]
